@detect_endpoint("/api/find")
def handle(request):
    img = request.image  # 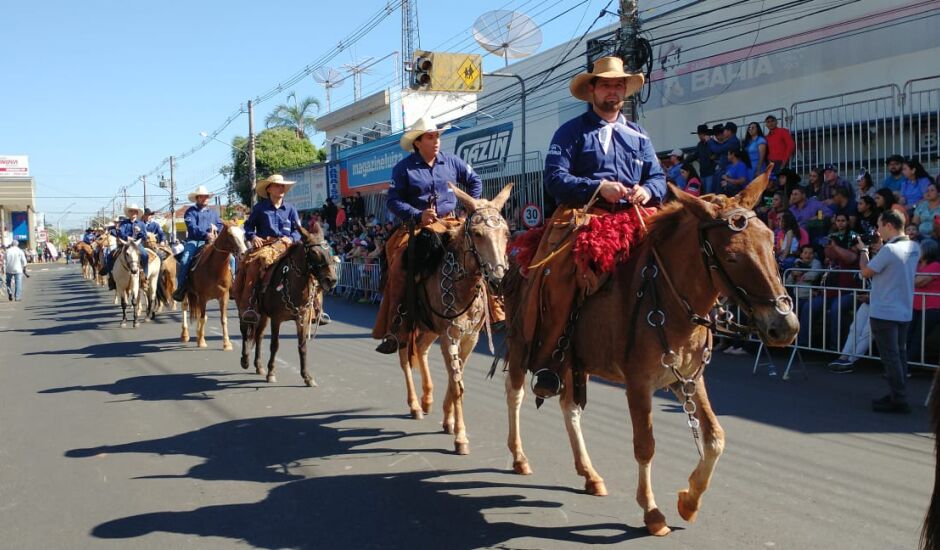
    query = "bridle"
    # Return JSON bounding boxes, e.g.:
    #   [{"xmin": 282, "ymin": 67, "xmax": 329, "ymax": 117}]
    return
[
  {"xmin": 302, "ymin": 239, "xmax": 335, "ymax": 286},
  {"xmin": 463, "ymin": 205, "xmax": 509, "ymax": 288}
]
